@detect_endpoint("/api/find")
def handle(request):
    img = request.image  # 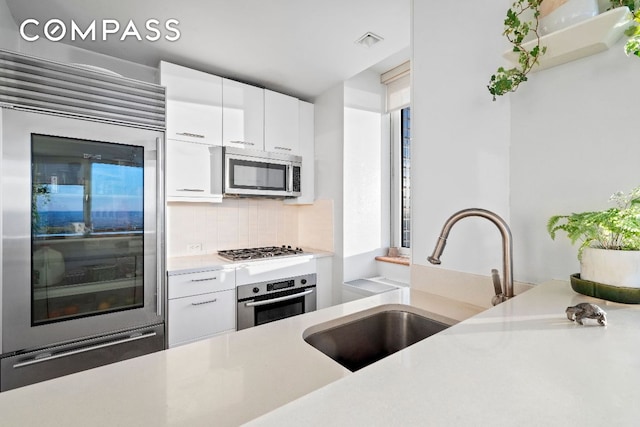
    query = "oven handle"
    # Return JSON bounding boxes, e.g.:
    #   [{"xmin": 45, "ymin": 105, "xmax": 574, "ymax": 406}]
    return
[
  {"xmin": 12, "ymin": 332, "xmax": 158, "ymax": 369},
  {"xmin": 244, "ymin": 288, "xmax": 314, "ymax": 307}
]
